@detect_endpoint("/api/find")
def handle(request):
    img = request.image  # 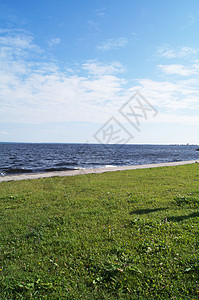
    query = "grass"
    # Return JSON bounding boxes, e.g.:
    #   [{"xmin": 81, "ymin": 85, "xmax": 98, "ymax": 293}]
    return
[{"xmin": 0, "ymin": 163, "xmax": 198, "ymax": 299}]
